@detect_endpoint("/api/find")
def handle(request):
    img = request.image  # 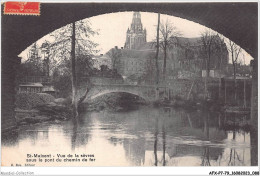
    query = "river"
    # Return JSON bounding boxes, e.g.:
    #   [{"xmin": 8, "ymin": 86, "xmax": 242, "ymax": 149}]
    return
[{"xmin": 1, "ymin": 106, "xmax": 256, "ymax": 166}]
